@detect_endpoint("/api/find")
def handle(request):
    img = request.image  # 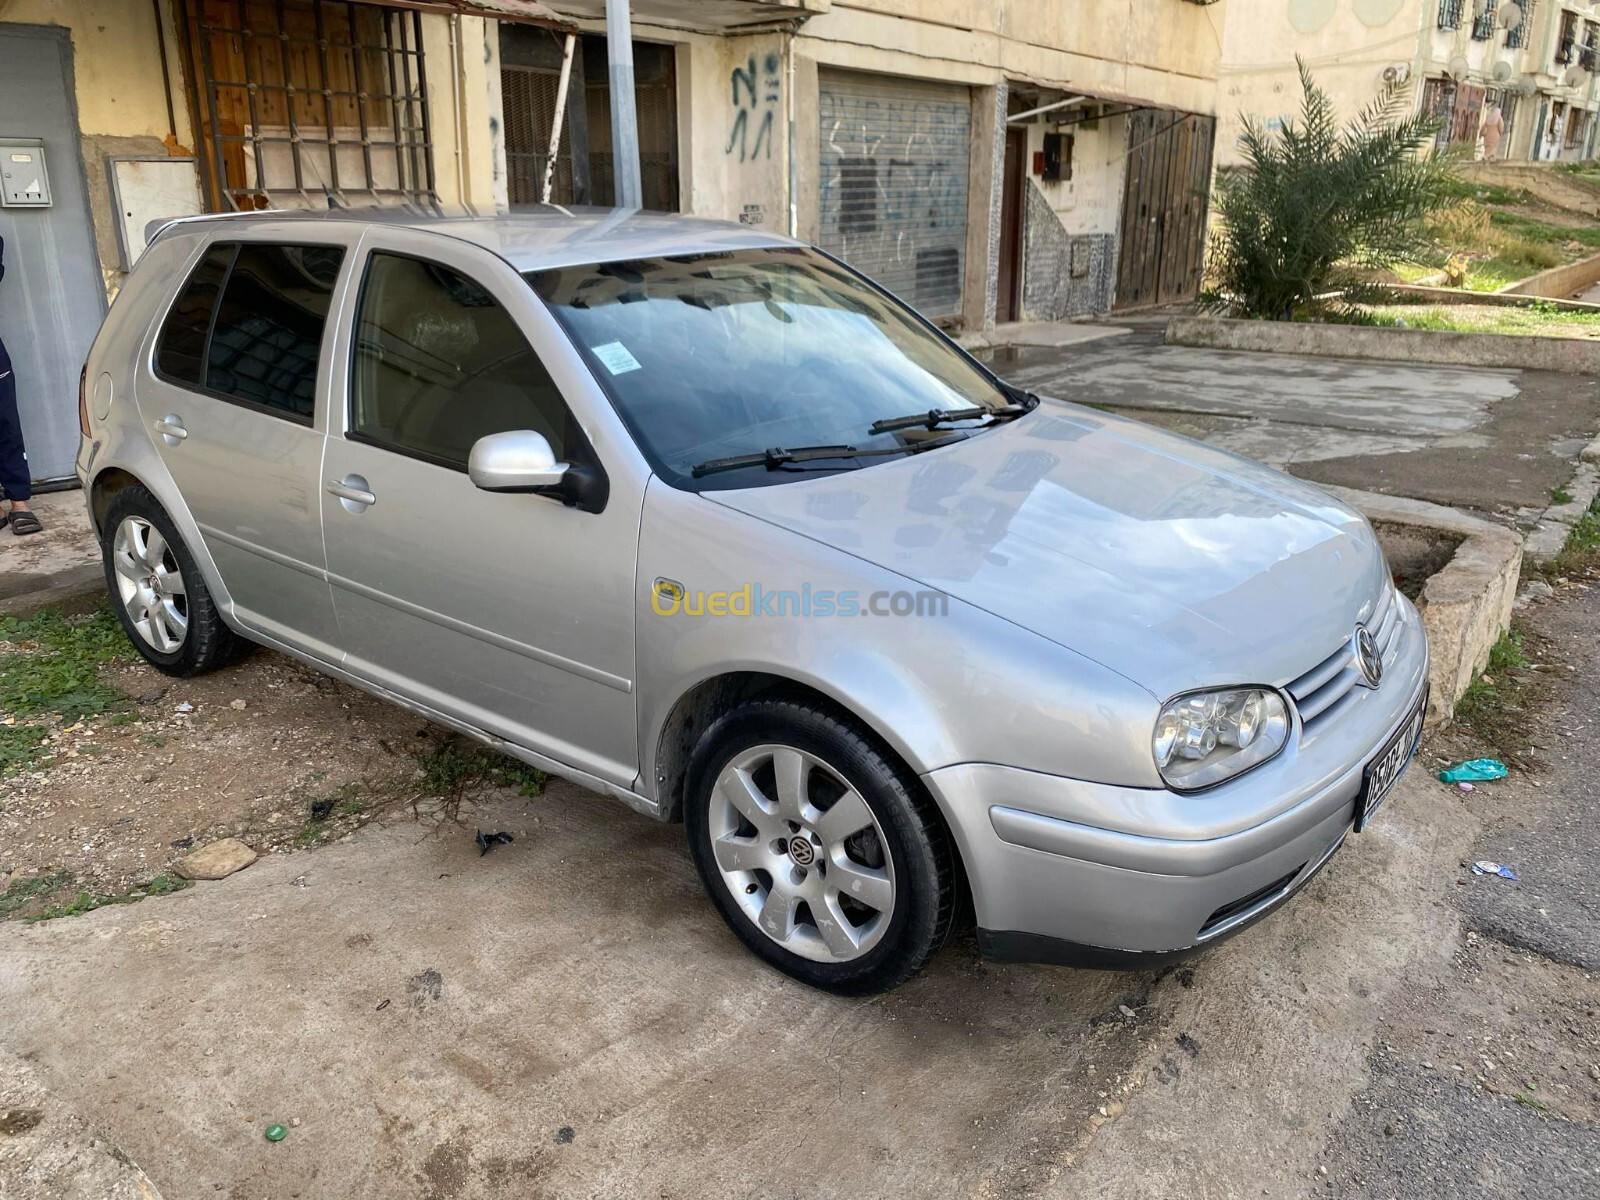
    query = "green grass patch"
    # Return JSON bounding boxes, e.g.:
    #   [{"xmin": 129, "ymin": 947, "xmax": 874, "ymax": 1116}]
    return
[
  {"xmin": 416, "ymin": 739, "xmax": 547, "ymax": 800},
  {"xmin": 1551, "ymin": 486, "xmax": 1574, "ymax": 505},
  {"xmin": 1358, "ymin": 303, "xmax": 1600, "ymax": 338},
  {"xmin": 0, "ymin": 607, "xmax": 135, "ymax": 775},
  {"xmin": 28, "ymin": 873, "xmax": 192, "ymax": 922},
  {"xmin": 1452, "ymin": 625, "xmax": 1537, "ymax": 766},
  {"xmin": 0, "ymin": 870, "xmax": 75, "ymax": 918}
]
